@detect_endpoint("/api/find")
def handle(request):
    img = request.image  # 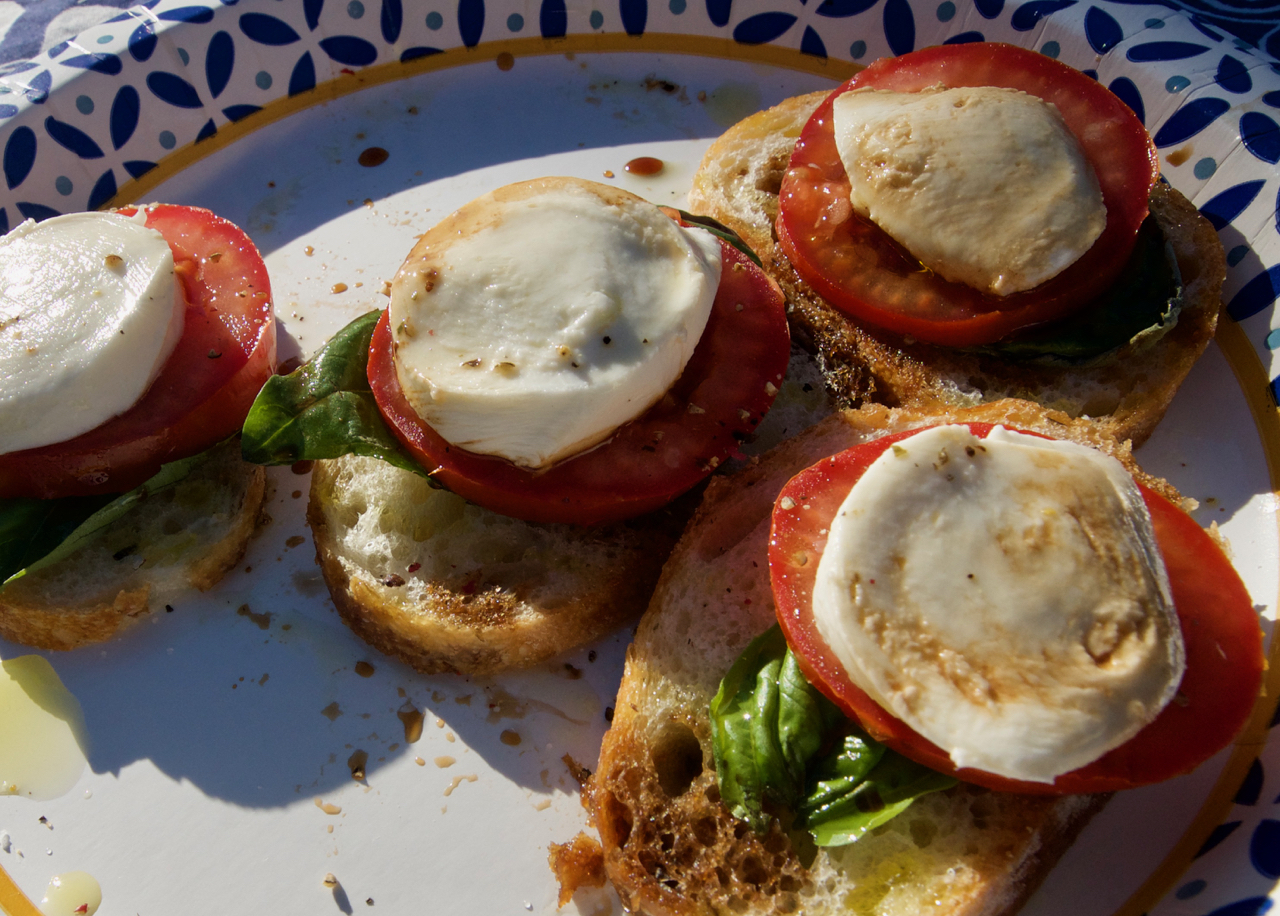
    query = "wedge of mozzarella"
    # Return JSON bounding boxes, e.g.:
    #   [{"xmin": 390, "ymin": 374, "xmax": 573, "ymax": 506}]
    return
[
  {"xmin": 0, "ymin": 211, "xmax": 186, "ymax": 456},
  {"xmin": 831, "ymin": 86, "xmax": 1106, "ymax": 296},
  {"xmin": 811, "ymin": 425, "xmax": 1185, "ymax": 783},
  {"xmin": 389, "ymin": 177, "xmax": 722, "ymax": 469}
]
